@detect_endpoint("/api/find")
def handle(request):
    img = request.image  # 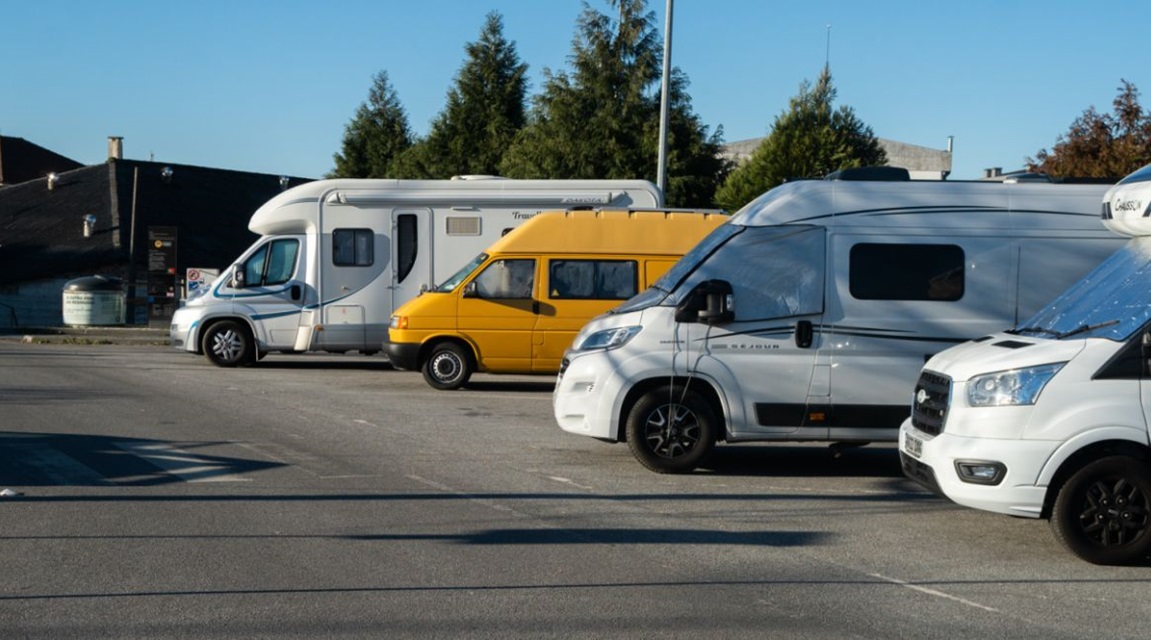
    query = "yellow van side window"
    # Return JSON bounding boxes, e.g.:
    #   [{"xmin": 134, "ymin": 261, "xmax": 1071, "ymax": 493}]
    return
[
  {"xmin": 473, "ymin": 259, "xmax": 535, "ymax": 299},
  {"xmin": 550, "ymin": 260, "xmax": 637, "ymax": 300}
]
